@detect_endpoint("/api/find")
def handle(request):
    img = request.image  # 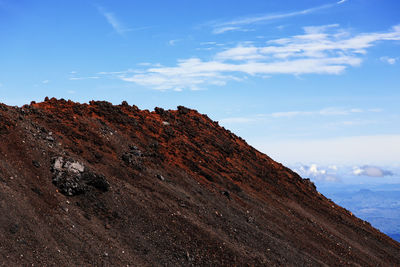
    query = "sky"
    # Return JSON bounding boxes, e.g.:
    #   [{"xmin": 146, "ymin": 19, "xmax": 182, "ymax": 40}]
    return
[{"xmin": 1, "ymin": 0, "xmax": 400, "ymax": 180}]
